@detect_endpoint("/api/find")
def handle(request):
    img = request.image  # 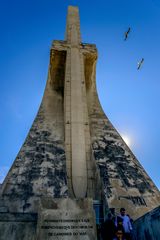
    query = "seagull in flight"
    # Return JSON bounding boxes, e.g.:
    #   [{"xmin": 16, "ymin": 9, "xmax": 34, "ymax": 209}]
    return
[
  {"xmin": 137, "ymin": 58, "xmax": 144, "ymax": 70},
  {"xmin": 124, "ymin": 27, "xmax": 131, "ymax": 41}
]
